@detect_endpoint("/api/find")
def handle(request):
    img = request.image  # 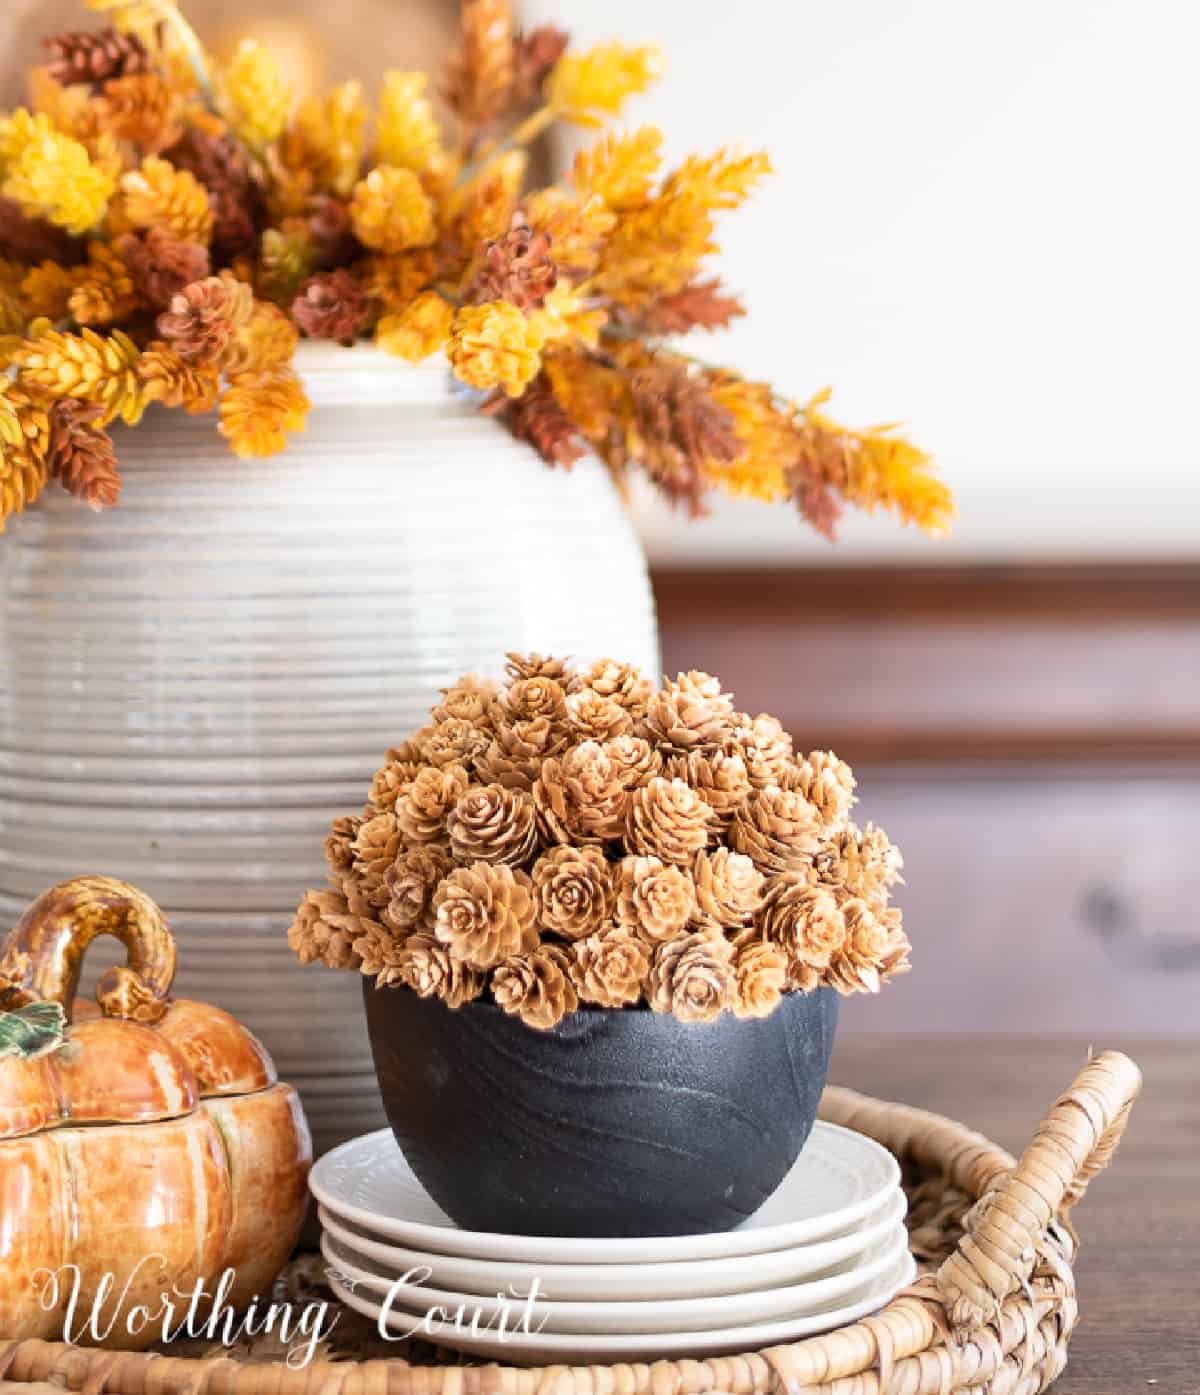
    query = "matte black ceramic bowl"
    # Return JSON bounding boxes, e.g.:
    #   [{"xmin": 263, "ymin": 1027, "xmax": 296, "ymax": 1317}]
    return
[{"xmin": 362, "ymin": 983, "xmax": 838, "ymax": 1238}]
